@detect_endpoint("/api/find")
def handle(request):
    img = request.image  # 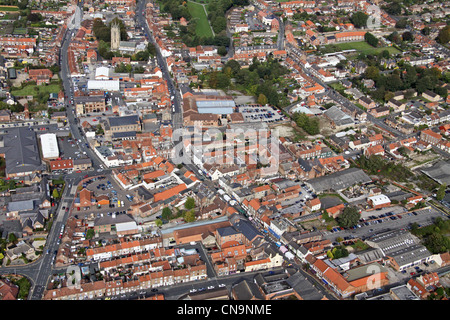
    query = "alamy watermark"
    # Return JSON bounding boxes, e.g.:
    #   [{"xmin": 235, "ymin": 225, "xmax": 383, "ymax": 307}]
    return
[
  {"xmin": 366, "ymin": 5, "xmax": 381, "ymax": 30},
  {"xmin": 171, "ymin": 124, "xmax": 281, "ymax": 176}
]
